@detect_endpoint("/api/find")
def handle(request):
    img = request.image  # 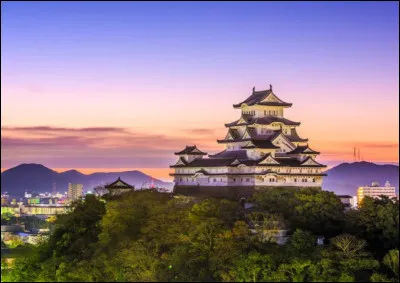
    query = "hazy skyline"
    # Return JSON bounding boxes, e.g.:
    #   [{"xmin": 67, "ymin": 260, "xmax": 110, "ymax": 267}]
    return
[{"xmin": 2, "ymin": 2, "xmax": 399, "ymax": 180}]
